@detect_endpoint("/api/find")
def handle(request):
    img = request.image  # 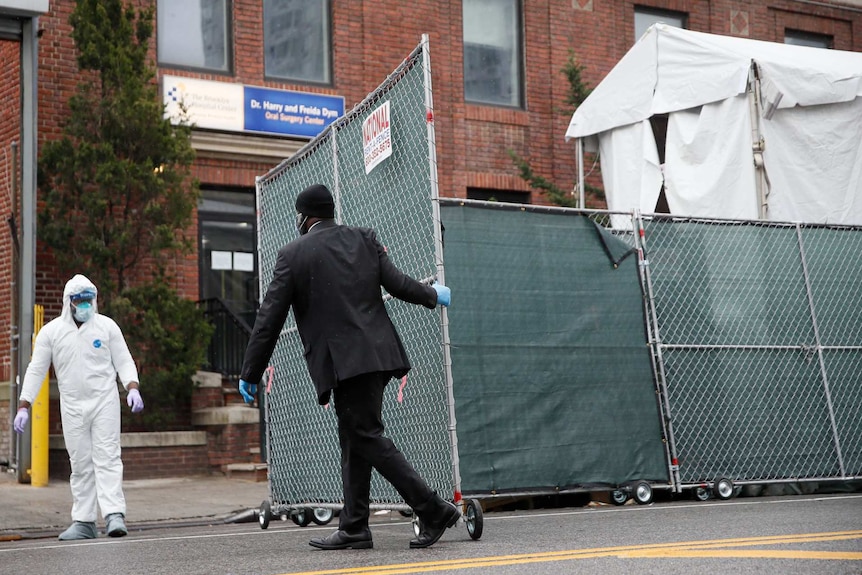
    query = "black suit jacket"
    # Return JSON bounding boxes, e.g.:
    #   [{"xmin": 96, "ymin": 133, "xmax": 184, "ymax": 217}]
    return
[{"xmin": 240, "ymin": 220, "xmax": 438, "ymax": 404}]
